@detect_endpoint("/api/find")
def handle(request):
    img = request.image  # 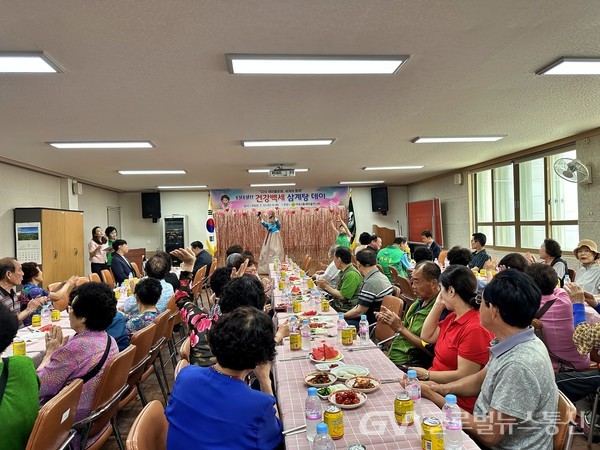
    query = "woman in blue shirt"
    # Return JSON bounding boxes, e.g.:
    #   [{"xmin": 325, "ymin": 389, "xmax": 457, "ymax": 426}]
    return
[{"xmin": 166, "ymin": 306, "xmax": 282, "ymax": 449}]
